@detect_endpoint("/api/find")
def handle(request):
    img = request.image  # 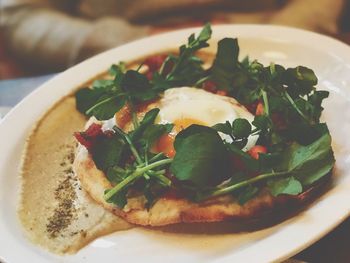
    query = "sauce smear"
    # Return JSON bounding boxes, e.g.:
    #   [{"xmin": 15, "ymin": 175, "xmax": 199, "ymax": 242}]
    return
[{"xmin": 19, "ymin": 96, "xmax": 132, "ymax": 254}]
